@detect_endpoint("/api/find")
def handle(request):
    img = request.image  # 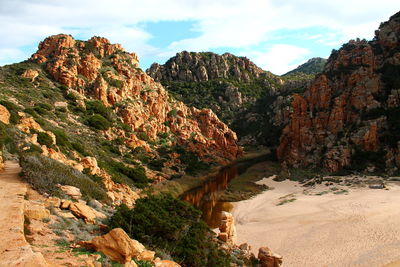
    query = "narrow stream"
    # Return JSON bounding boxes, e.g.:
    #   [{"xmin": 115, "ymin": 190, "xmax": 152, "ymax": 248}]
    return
[{"xmin": 181, "ymin": 153, "xmax": 270, "ymax": 228}]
